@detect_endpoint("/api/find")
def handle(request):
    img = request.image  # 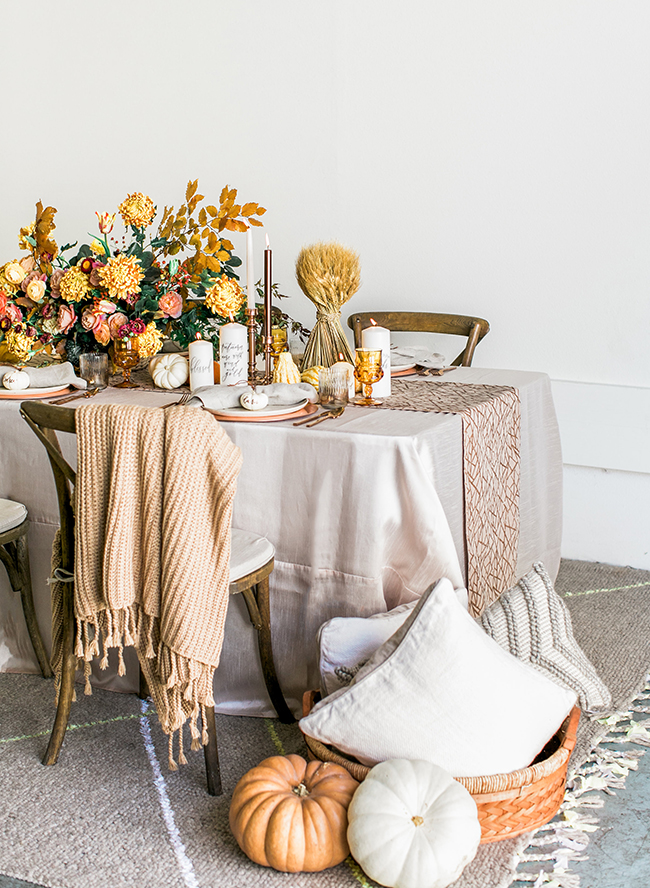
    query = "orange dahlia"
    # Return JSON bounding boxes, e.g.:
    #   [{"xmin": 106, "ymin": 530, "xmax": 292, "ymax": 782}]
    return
[
  {"xmin": 59, "ymin": 266, "xmax": 92, "ymax": 303},
  {"xmin": 118, "ymin": 192, "xmax": 156, "ymax": 229},
  {"xmin": 205, "ymin": 277, "xmax": 245, "ymax": 318},
  {"xmin": 98, "ymin": 254, "xmax": 144, "ymax": 302}
]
